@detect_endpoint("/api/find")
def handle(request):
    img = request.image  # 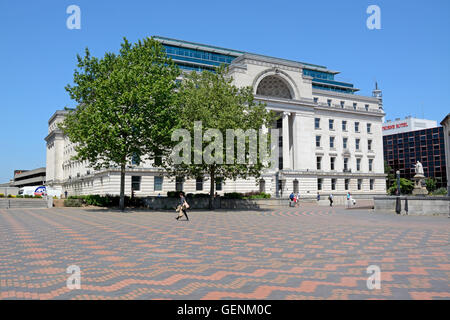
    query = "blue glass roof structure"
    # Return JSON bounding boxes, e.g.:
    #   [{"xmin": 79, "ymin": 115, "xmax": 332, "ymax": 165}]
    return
[{"xmin": 154, "ymin": 36, "xmax": 358, "ymax": 94}]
